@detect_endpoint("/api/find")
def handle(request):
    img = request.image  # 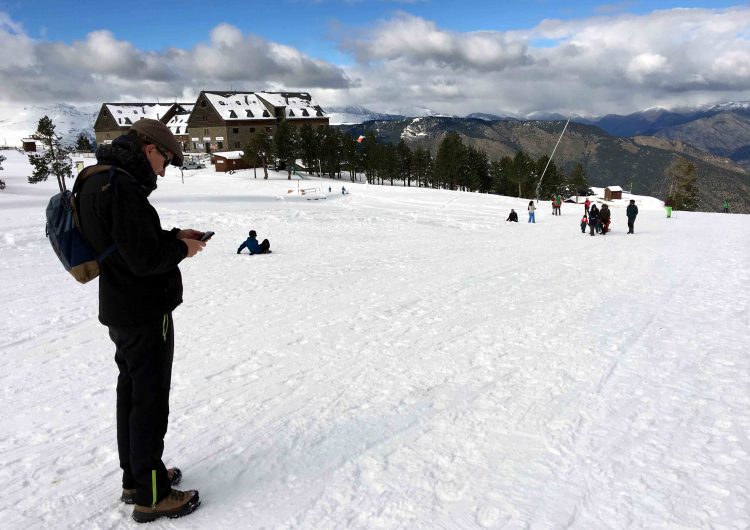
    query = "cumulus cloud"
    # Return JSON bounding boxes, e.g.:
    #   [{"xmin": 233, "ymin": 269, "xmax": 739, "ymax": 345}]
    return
[
  {"xmin": 328, "ymin": 7, "xmax": 750, "ymax": 116},
  {"xmin": 342, "ymin": 12, "xmax": 532, "ymax": 70},
  {"xmin": 1, "ymin": 7, "xmax": 750, "ymax": 117},
  {"xmin": 0, "ymin": 17, "xmax": 350, "ymax": 105}
]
